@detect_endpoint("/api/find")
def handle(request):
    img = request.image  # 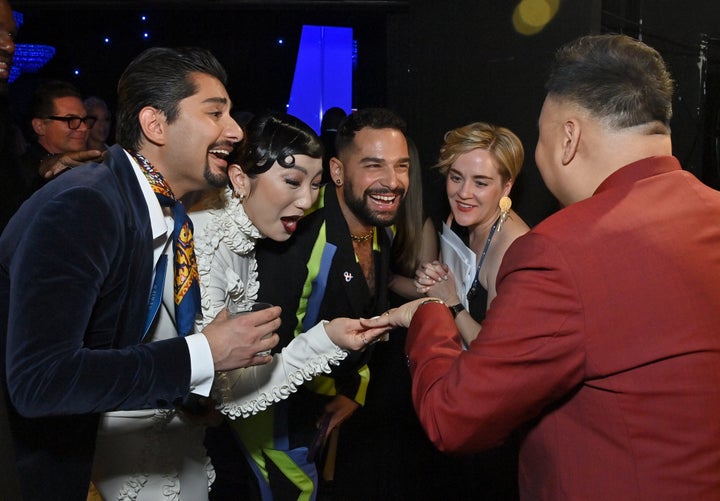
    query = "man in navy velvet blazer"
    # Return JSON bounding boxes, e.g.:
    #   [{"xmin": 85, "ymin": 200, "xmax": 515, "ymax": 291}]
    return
[{"xmin": 0, "ymin": 47, "xmax": 281, "ymax": 500}]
